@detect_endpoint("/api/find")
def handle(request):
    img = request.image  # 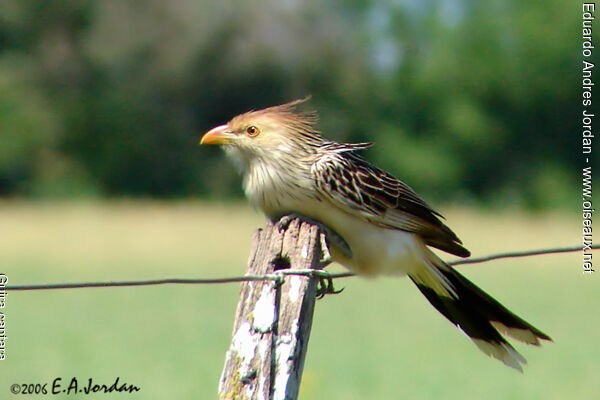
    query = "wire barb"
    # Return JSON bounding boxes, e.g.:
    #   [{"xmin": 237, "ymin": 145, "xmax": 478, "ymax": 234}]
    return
[{"xmin": 5, "ymin": 244, "xmax": 597, "ymax": 291}]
